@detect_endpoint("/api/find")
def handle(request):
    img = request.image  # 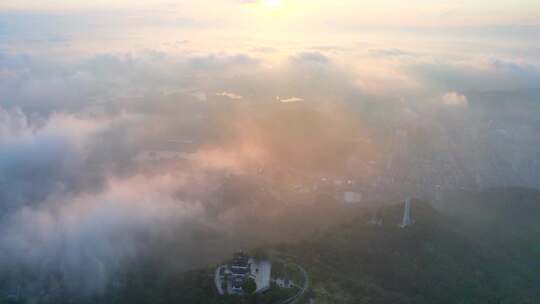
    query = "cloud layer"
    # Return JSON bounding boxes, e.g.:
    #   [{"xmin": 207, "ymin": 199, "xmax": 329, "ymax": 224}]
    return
[{"xmin": 0, "ymin": 3, "xmax": 539, "ymax": 299}]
